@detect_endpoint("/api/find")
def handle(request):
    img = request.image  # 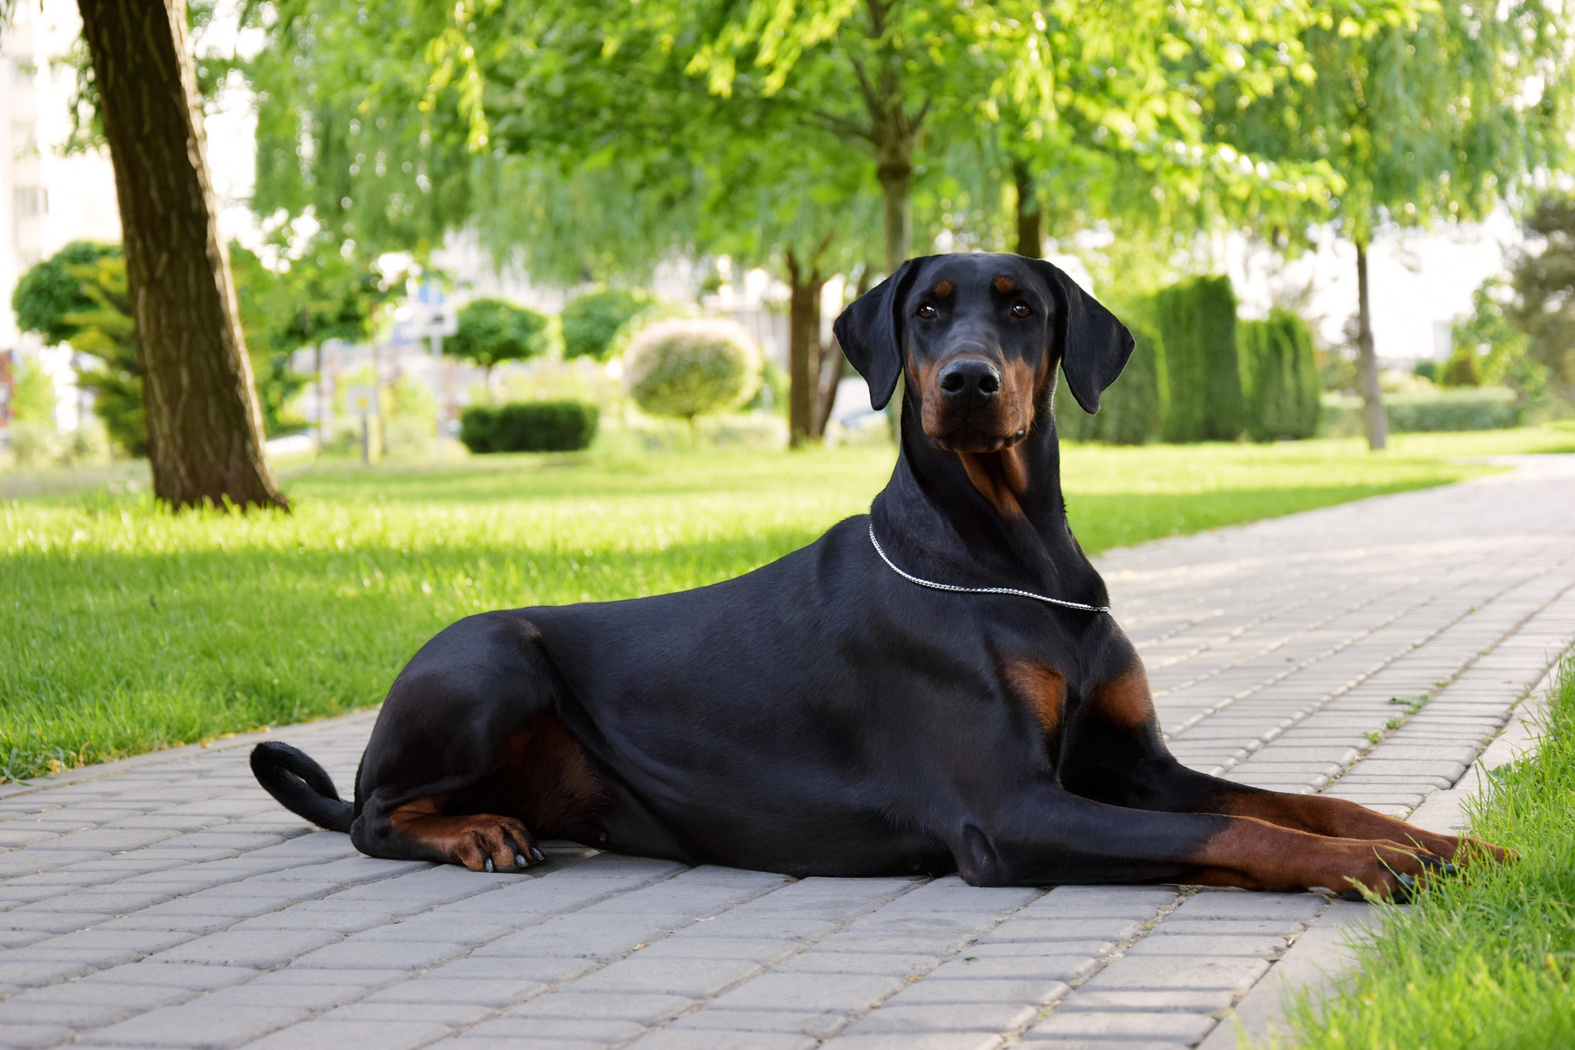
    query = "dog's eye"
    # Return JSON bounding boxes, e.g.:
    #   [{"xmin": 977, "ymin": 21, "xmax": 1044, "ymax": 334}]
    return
[
  {"xmin": 1011, "ymin": 303, "xmax": 1032, "ymax": 318},
  {"xmin": 917, "ymin": 303, "xmax": 938, "ymax": 319}
]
